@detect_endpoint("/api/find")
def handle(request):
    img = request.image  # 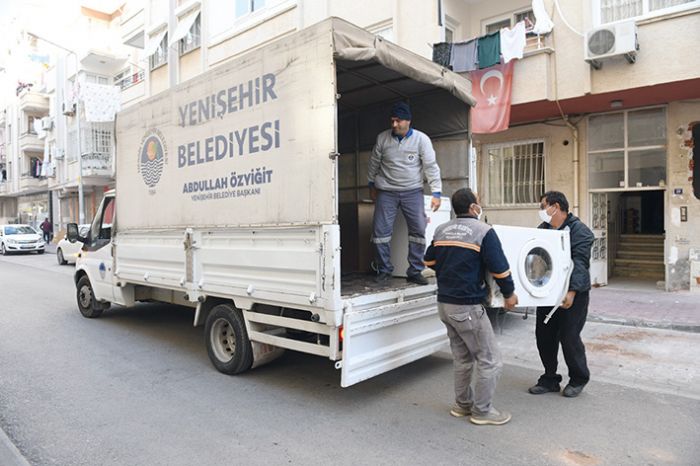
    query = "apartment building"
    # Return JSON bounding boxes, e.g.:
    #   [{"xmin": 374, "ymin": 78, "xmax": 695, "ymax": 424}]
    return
[
  {"xmin": 0, "ymin": 3, "xmax": 129, "ymax": 231},
  {"xmin": 113, "ymin": 0, "xmax": 698, "ymax": 290}
]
